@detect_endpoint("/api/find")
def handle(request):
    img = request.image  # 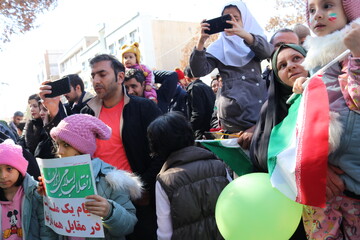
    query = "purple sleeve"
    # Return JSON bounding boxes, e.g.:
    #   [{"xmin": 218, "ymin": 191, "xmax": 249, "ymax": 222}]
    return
[
  {"xmin": 141, "ymin": 64, "xmax": 154, "ymax": 85},
  {"xmin": 340, "ymin": 57, "xmax": 360, "ymax": 110}
]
